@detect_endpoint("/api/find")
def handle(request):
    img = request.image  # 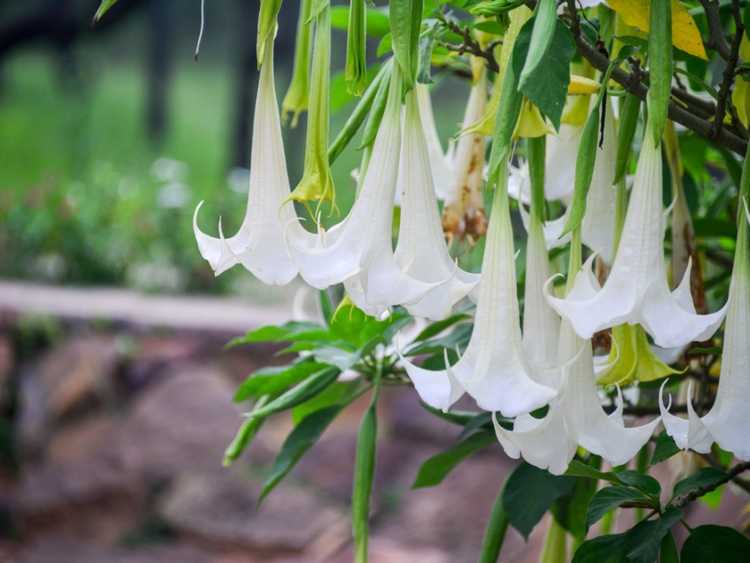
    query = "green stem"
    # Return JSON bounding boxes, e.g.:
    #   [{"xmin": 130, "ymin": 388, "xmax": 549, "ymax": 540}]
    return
[
  {"xmin": 478, "ymin": 480, "xmax": 510, "ymax": 563},
  {"xmin": 612, "ymin": 177, "xmax": 627, "ymax": 256},
  {"xmin": 539, "ymin": 517, "xmax": 567, "ymax": 563},
  {"xmin": 566, "ymin": 227, "xmax": 582, "ymax": 295},
  {"xmin": 527, "ymin": 135, "xmax": 547, "ymax": 223}
]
